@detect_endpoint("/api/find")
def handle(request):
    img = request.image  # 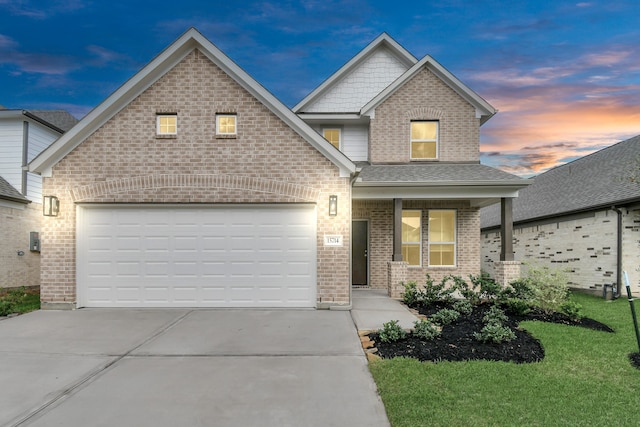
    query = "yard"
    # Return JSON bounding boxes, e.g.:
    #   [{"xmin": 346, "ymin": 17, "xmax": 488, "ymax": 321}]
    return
[
  {"xmin": 0, "ymin": 287, "xmax": 40, "ymax": 316},
  {"xmin": 368, "ymin": 293, "xmax": 640, "ymax": 426}
]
